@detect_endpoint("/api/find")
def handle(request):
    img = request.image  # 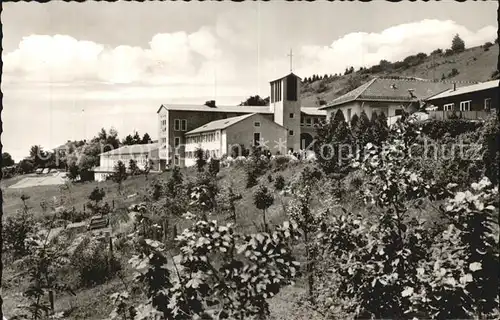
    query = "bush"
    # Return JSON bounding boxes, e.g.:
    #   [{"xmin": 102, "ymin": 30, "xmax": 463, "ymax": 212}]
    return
[
  {"xmin": 271, "ymin": 155, "xmax": 290, "ymax": 171},
  {"xmin": 420, "ymin": 119, "xmax": 483, "ymax": 140},
  {"xmin": 208, "ymin": 158, "xmax": 220, "ymax": 177},
  {"xmin": 71, "ymin": 235, "xmax": 121, "ymax": 287},
  {"xmin": 448, "ymin": 68, "xmax": 459, "ymax": 78},
  {"xmin": 483, "ymin": 41, "xmax": 493, "ymax": 51}
]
